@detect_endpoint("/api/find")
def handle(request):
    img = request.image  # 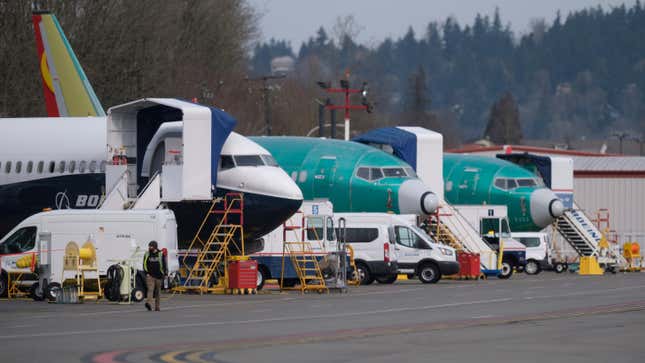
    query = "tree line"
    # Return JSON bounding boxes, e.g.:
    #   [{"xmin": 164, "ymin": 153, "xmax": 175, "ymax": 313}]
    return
[{"xmin": 252, "ymin": 3, "xmax": 645, "ymax": 145}]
